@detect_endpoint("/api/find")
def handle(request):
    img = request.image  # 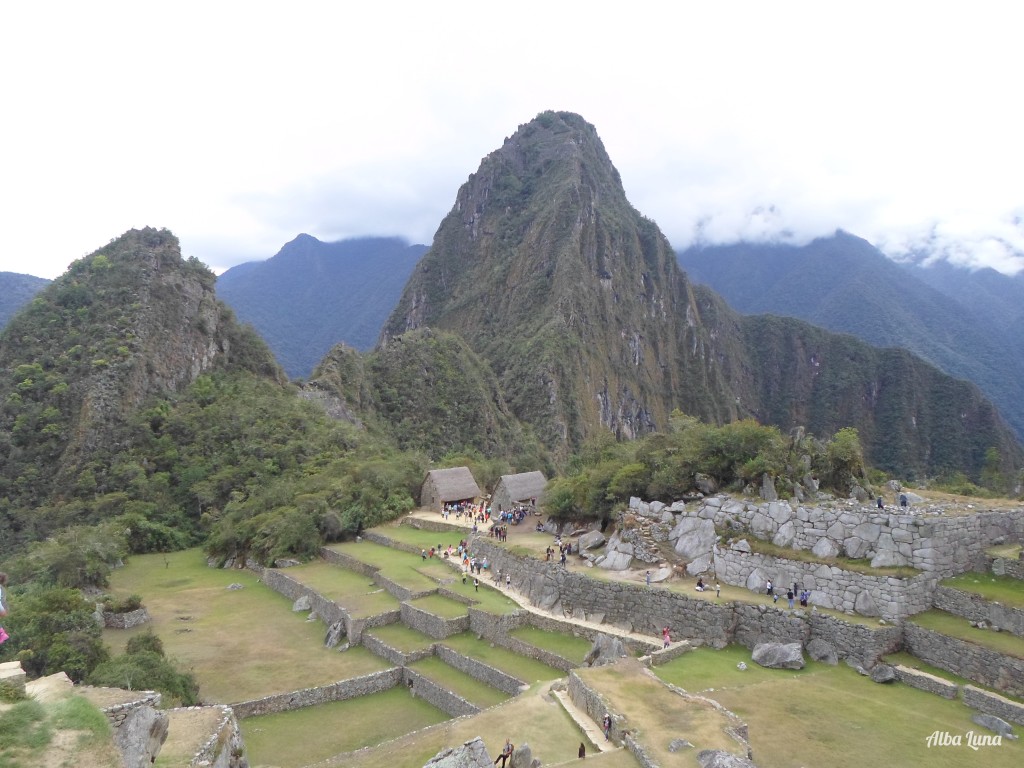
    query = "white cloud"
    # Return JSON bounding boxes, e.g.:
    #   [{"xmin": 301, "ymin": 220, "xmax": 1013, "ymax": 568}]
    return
[{"xmin": 3, "ymin": 2, "xmax": 1024, "ymax": 279}]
